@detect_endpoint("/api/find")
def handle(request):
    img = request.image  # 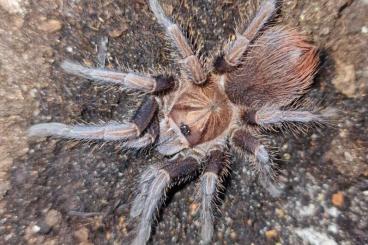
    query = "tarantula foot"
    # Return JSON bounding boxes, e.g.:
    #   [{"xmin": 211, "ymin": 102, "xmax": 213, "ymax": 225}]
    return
[
  {"xmin": 130, "ymin": 166, "xmax": 160, "ymax": 218},
  {"xmin": 259, "ymin": 175, "xmax": 283, "ymax": 198}
]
